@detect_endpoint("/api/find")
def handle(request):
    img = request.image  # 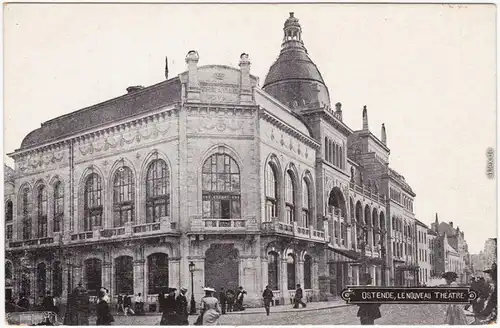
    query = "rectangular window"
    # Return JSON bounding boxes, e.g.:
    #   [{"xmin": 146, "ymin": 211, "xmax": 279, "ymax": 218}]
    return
[{"xmin": 6, "ymin": 224, "xmax": 13, "ymax": 240}]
